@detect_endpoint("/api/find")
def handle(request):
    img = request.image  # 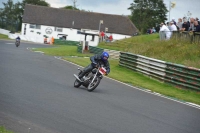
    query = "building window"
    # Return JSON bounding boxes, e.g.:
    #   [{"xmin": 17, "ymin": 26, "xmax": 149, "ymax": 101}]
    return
[
  {"xmin": 30, "ymin": 24, "xmax": 35, "ymax": 29},
  {"xmin": 55, "ymin": 27, "xmax": 63, "ymax": 32},
  {"xmin": 36, "ymin": 25, "xmax": 41, "ymax": 29},
  {"xmin": 29, "ymin": 24, "xmax": 41, "ymax": 29}
]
